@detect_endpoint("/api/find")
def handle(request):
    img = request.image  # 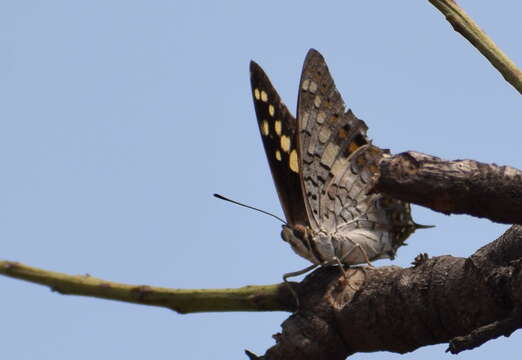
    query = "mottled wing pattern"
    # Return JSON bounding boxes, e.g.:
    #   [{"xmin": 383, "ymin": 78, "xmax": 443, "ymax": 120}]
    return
[
  {"xmin": 297, "ymin": 49, "xmax": 415, "ymax": 259},
  {"xmin": 250, "ymin": 61, "xmax": 308, "ymax": 227},
  {"xmin": 336, "ymin": 146, "xmax": 416, "ymax": 259},
  {"xmin": 297, "ymin": 49, "xmax": 370, "ymax": 232}
]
